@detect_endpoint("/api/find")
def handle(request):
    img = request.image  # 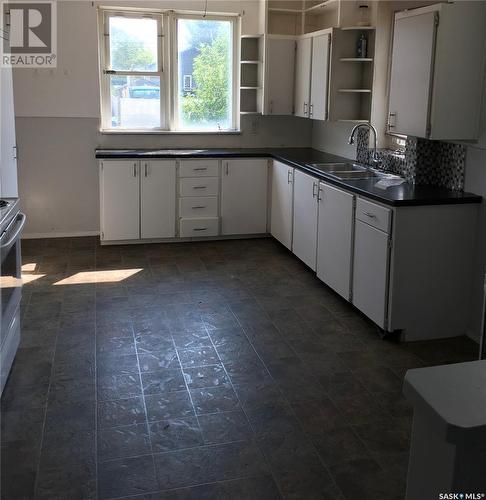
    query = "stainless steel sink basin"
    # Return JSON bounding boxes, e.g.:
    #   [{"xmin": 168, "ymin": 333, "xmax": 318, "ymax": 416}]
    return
[
  {"xmin": 311, "ymin": 162, "xmax": 365, "ymax": 172},
  {"xmin": 309, "ymin": 161, "xmax": 404, "ymax": 181},
  {"xmin": 330, "ymin": 170, "xmax": 380, "ymax": 180}
]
